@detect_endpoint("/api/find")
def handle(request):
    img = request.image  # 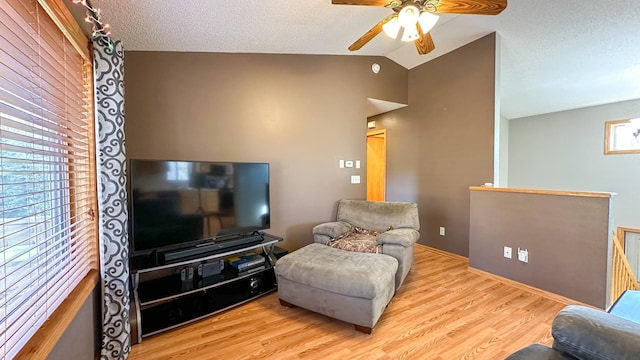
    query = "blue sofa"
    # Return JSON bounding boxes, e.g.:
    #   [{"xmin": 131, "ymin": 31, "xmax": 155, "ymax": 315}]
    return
[{"xmin": 506, "ymin": 305, "xmax": 640, "ymax": 359}]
